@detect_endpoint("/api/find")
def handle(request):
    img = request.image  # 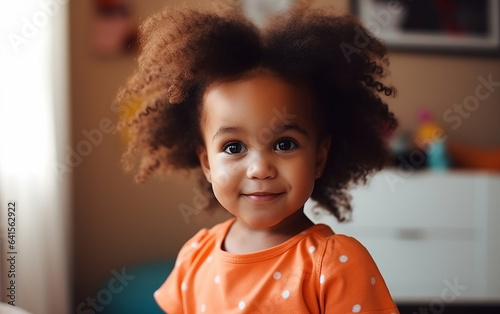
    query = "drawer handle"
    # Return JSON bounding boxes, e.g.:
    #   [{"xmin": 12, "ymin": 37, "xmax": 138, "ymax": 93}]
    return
[{"xmin": 396, "ymin": 228, "xmax": 425, "ymax": 240}]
